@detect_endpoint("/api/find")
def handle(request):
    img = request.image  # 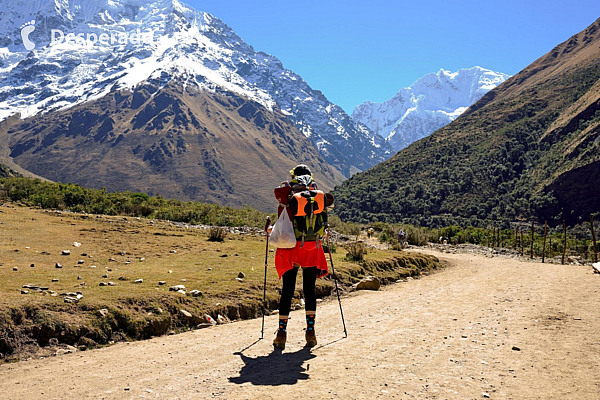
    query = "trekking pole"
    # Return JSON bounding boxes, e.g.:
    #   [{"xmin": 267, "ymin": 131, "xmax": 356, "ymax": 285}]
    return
[
  {"xmin": 326, "ymin": 228, "xmax": 348, "ymax": 338},
  {"xmin": 261, "ymin": 216, "xmax": 271, "ymax": 339}
]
